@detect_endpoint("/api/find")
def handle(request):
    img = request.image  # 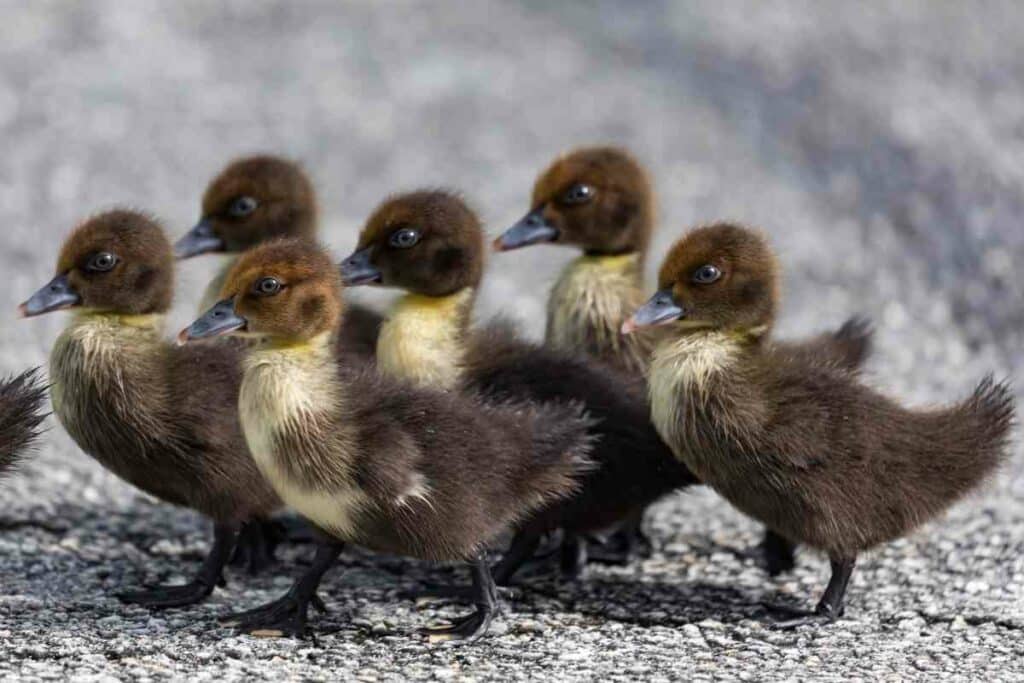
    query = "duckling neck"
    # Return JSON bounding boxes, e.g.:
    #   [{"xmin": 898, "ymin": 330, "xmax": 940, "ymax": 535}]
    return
[
  {"xmin": 198, "ymin": 254, "xmax": 238, "ymax": 313},
  {"xmin": 546, "ymin": 251, "xmax": 651, "ymax": 371},
  {"xmin": 376, "ymin": 287, "xmax": 475, "ymax": 390}
]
